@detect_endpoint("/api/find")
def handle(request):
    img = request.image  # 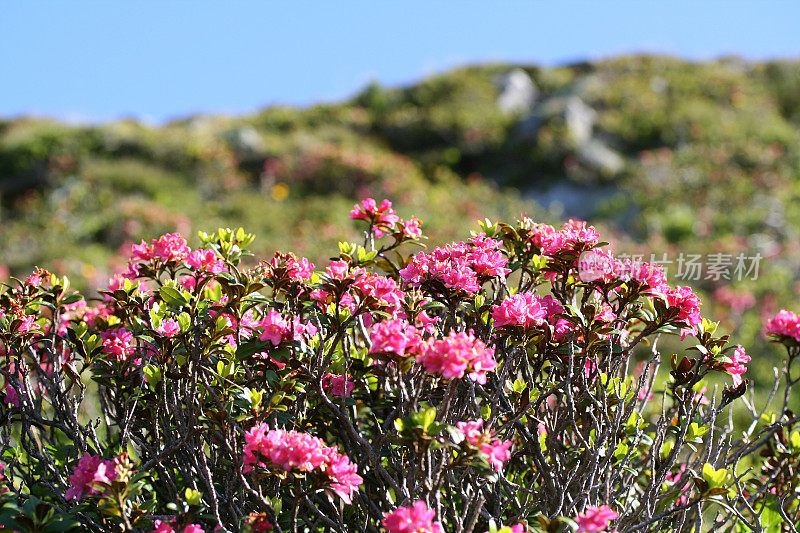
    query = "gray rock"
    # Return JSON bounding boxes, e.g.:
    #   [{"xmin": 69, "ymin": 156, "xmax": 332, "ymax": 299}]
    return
[
  {"xmin": 516, "ymin": 94, "xmax": 596, "ymax": 145},
  {"xmin": 576, "ymin": 138, "xmax": 625, "ymax": 175},
  {"xmin": 564, "ymin": 96, "xmax": 596, "ymax": 145},
  {"xmin": 524, "ymin": 181, "xmax": 619, "ymax": 220},
  {"xmin": 497, "ymin": 69, "xmax": 538, "ymax": 114},
  {"xmin": 224, "ymin": 126, "xmax": 265, "ymax": 156}
]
